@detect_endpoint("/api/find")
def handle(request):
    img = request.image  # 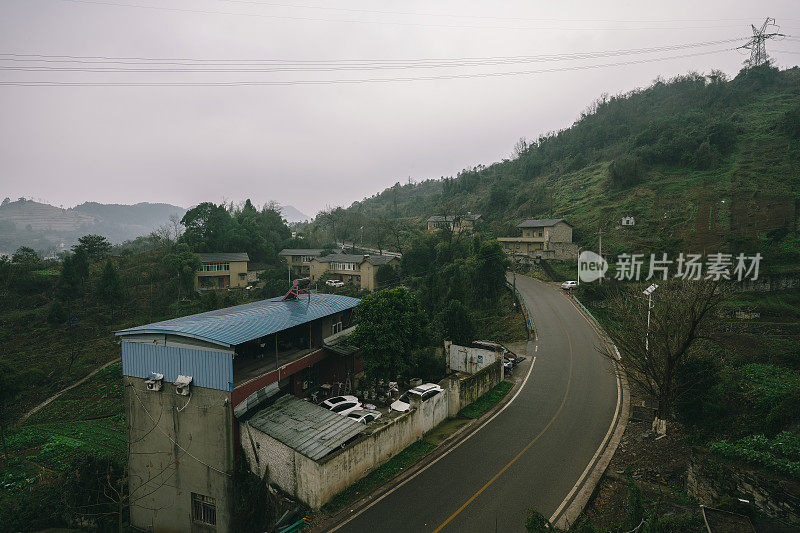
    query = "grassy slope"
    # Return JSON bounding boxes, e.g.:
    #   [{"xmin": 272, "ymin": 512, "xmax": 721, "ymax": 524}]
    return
[
  {"xmin": 1, "ymin": 362, "xmax": 126, "ymax": 502},
  {"xmin": 343, "ymin": 67, "xmax": 800, "ymax": 272}
]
